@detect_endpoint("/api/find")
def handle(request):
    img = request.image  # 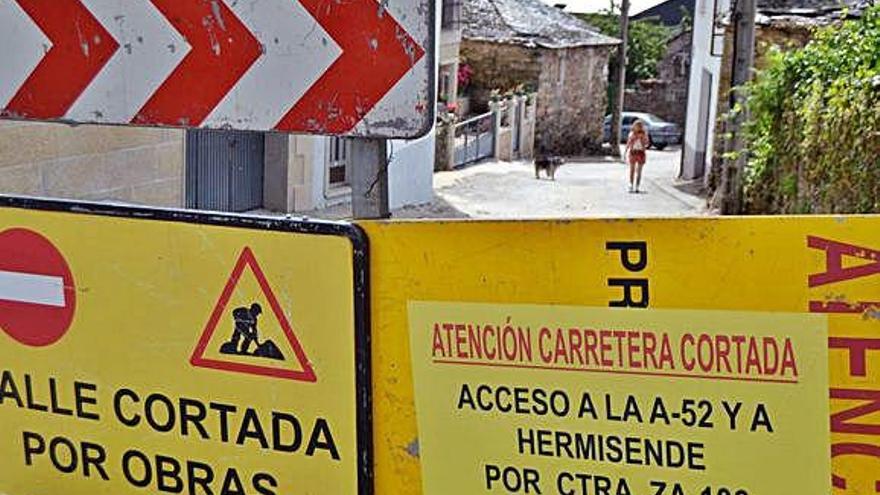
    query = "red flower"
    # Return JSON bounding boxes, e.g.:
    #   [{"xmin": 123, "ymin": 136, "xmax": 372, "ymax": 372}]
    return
[{"xmin": 458, "ymin": 63, "xmax": 474, "ymax": 89}]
